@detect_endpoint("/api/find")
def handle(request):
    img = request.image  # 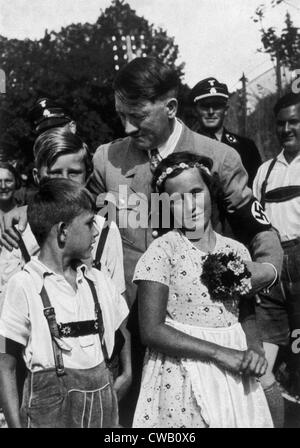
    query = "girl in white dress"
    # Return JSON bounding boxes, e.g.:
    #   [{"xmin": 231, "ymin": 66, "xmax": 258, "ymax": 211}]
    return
[{"xmin": 132, "ymin": 152, "xmax": 273, "ymax": 428}]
